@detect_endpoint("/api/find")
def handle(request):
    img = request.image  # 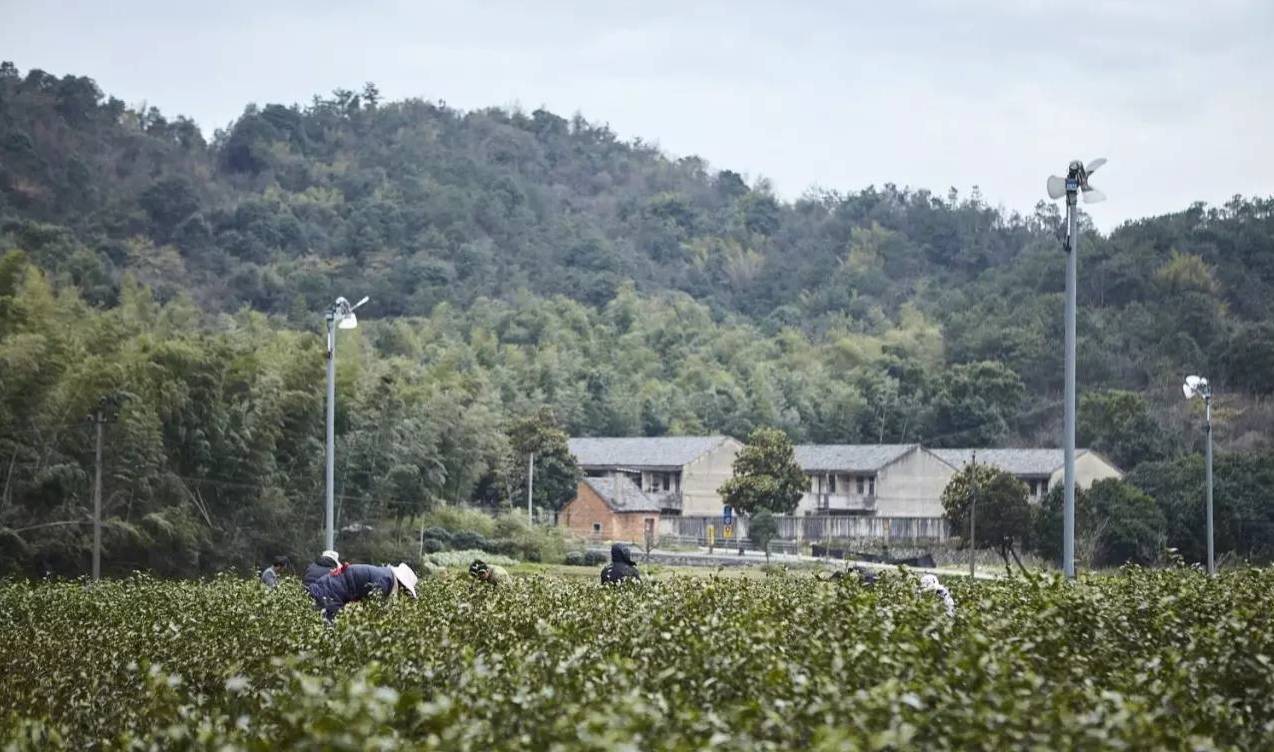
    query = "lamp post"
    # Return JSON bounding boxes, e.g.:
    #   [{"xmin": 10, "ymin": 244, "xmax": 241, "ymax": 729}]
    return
[
  {"xmin": 527, "ymin": 452, "xmax": 535, "ymax": 524},
  {"xmin": 1183, "ymin": 375, "xmax": 1214, "ymax": 575},
  {"xmin": 325, "ymin": 295, "xmax": 368, "ymax": 551},
  {"xmin": 1046, "ymin": 158, "xmax": 1107, "ymax": 578}
]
